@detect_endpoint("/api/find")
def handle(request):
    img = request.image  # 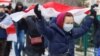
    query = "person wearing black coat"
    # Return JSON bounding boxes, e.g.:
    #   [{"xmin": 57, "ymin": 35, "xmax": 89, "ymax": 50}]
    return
[{"xmin": 25, "ymin": 16, "xmax": 45, "ymax": 56}]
